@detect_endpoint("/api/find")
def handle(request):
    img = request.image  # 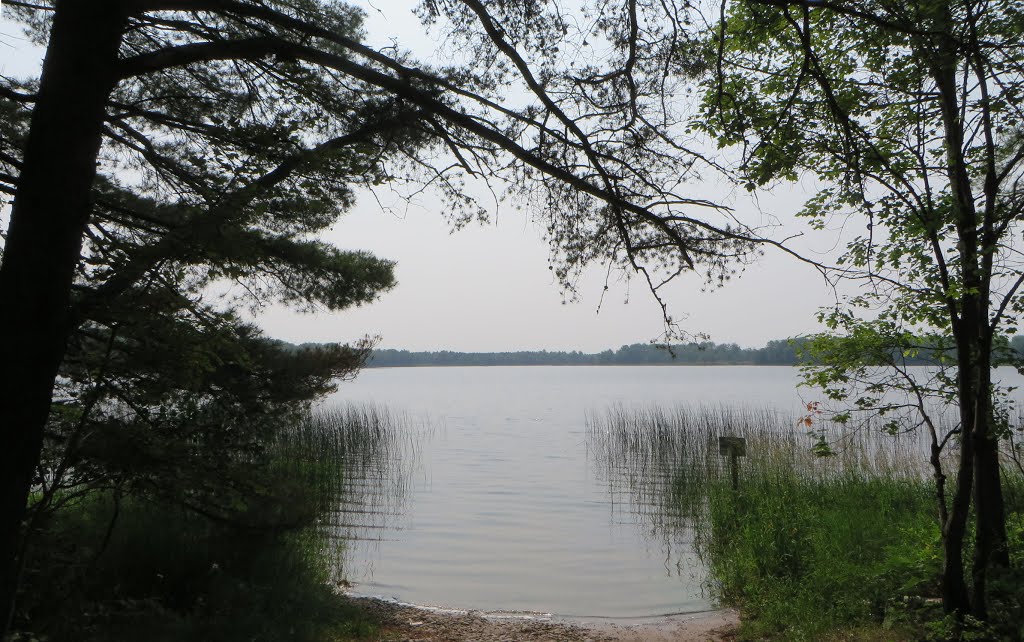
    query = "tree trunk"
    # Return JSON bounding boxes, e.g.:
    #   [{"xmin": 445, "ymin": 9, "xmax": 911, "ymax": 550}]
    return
[
  {"xmin": 927, "ymin": 0, "xmax": 1010, "ymax": 621},
  {"xmin": 971, "ymin": 349, "xmax": 1010, "ymax": 620},
  {"xmin": 942, "ymin": 345, "xmax": 974, "ymax": 617},
  {"xmin": 0, "ymin": 1, "xmax": 125, "ymax": 632}
]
